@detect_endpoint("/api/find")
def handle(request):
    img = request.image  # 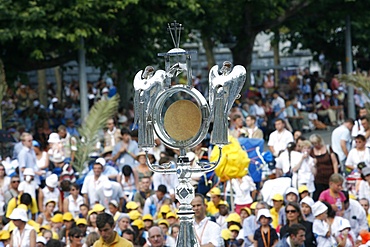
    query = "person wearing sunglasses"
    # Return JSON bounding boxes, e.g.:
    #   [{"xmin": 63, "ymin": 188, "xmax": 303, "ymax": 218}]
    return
[
  {"xmin": 4, "ymin": 175, "xmax": 20, "ymax": 207},
  {"xmin": 279, "ymin": 202, "xmax": 316, "ymax": 247},
  {"xmin": 67, "ymin": 227, "xmax": 83, "ymax": 247}
]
